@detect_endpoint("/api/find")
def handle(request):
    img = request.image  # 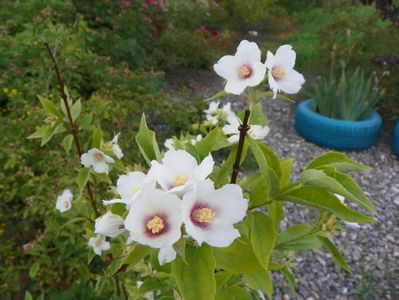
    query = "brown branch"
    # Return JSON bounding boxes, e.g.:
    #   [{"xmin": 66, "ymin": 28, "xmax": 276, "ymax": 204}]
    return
[
  {"xmin": 44, "ymin": 42, "xmax": 99, "ymax": 217},
  {"xmin": 230, "ymin": 109, "xmax": 251, "ymax": 184}
]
